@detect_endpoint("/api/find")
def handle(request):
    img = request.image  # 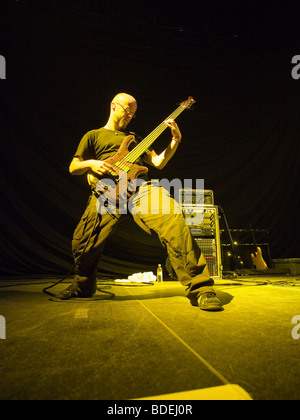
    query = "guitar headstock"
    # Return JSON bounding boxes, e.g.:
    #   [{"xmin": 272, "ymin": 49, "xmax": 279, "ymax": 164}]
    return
[{"xmin": 180, "ymin": 96, "xmax": 196, "ymax": 110}]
